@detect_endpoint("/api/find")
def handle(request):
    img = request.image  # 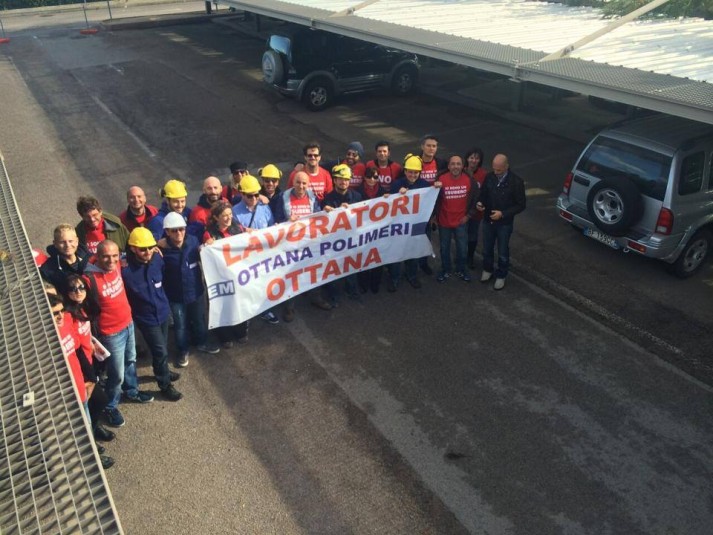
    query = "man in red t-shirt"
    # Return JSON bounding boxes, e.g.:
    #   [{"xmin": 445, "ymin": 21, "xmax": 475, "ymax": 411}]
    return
[
  {"xmin": 366, "ymin": 140, "xmax": 402, "ymax": 191},
  {"xmin": 274, "ymin": 171, "xmax": 332, "ymax": 320},
  {"xmin": 288, "ymin": 141, "xmax": 333, "ymax": 202},
  {"xmin": 119, "ymin": 186, "xmax": 159, "ymax": 232},
  {"xmin": 436, "ymin": 155, "xmax": 478, "ymax": 283},
  {"xmin": 85, "ymin": 240, "xmax": 153, "ymax": 428},
  {"xmin": 418, "ymin": 134, "xmax": 447, "ymax": 185}
]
